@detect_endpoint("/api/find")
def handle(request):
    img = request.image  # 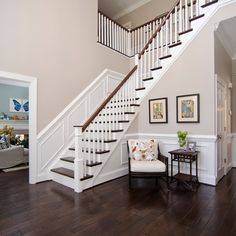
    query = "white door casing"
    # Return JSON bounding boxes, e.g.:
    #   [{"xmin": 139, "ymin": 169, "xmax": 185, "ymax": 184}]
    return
[{"xmin": 0, "ymin": 71, "xmax": 37, "ymax": 184}]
